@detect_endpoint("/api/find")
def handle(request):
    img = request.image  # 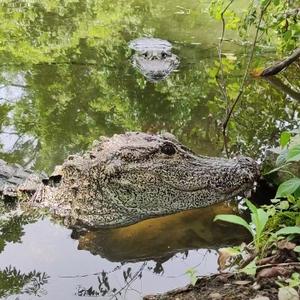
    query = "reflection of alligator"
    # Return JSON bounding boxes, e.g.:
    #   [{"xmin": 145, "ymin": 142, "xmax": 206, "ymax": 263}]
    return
[
  {"xmin": 0, "ymin": 132, "xmax": 259, "ymax": 229},
  {"xmin": 129, "ymin": 38, "xmax": 179, "ymax": 82},
  {"xmin": 76, "ymin": 203, "xmax": 249, "ymax": 262}
]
